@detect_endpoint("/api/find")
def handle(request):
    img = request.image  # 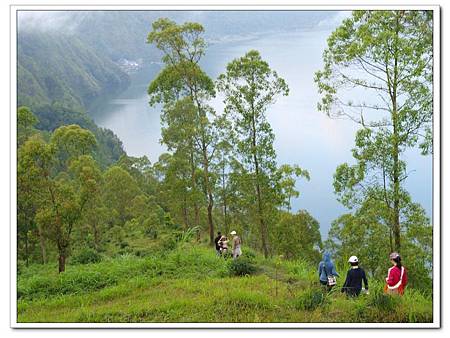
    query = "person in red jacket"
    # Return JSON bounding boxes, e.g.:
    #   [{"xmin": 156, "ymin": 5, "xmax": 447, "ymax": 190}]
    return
[{"xmin": 384, "ymin": 252, "xmax": 408, "ymax": 295}]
